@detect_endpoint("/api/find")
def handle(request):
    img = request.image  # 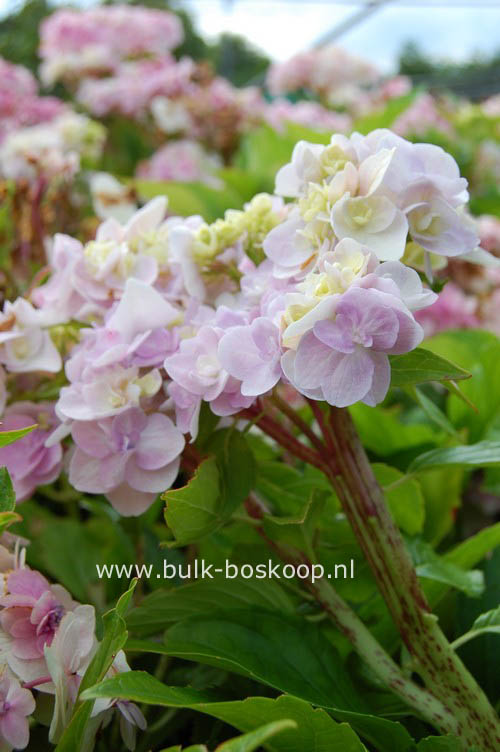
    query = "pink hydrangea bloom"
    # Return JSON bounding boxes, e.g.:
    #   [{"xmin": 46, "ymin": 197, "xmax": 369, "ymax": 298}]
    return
[
  {"xmin": 218, "ymin": 317, "xmax": 282, "ymax": 397},
  {"xmin": 477, "ymin": 215, "xmax": 500, "ymax": 256},
  {"xmin": 263, "ymin": 99, "xmax": 351, "ymax": 134},
  {"xmin": 0, "ymin": 57, "xmax": 66, "ymax": 144},
  {"xmin": 393, "ymin": 93, "xmax": 453, "ymax": 138},
  {"xmin": 39, "ymin": 6, "xmax": 184, "ymax": 84},
  {"xmin": 0, "ymin": 668, "xmax": 35, "ymax": 750},
  {"xmin": 69, "ymin": 407, "xmax": 185, "ymax": 515},
  {"xmin": 76, "ymin": 57, "xmax": 194, "ymax": 118},
  {"xmin": 0, "ymin": 402, "xmax": 63, "ymax": 502},
  {"xmin": 0, "ymin": 567, "xmax": 74, "ymax": 661},
  {"xmin": 136, "ymin": 140, "xmax": 222, "ymax": 187},
  {"xmin": 415, "ymin": 282, "xmax": 479, "ymax": 337},
  {"xmin": 283, "ymin": 286, "xmax": 423, "ymax": 407},
  {"xmin": 164, "ymin": 320, "xmax": 254, "ymax": 419}
]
